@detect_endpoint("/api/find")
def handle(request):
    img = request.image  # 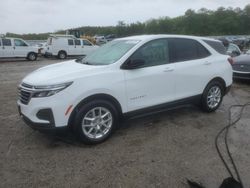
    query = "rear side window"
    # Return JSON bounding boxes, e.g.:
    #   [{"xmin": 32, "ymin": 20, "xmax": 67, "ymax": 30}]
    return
[
  {"xmin": 2, "ymin": 39, "xmax": 11, "ymax": 46},
  {"xmin": 169, "ymin": 38, "xmax": 210, "ymax": 63},
  {"xmin": 0, "ymin": 40, "xmax": 1, "ymax": 46},
  {"xmin": 68, "ymin": 39, "xmax": 74, "ymax": 46},
  {"xmin": 203, "ymin": 40, "xmax": 226, "ymax": 55},
  {"xmin": 74, "ymin": 40, "xmax": 81, "ymax": 45}
]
